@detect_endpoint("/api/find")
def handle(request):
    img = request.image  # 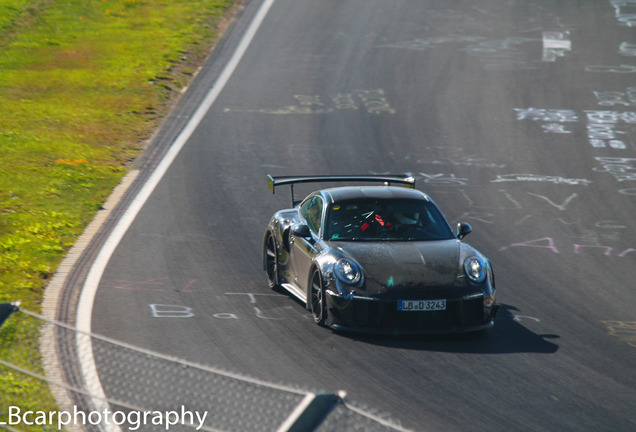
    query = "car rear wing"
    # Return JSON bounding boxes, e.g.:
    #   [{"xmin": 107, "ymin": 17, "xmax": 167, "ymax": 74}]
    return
[{"xmin": 267, "ymin": 174, "xmax": 416, "ymax": 206}]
